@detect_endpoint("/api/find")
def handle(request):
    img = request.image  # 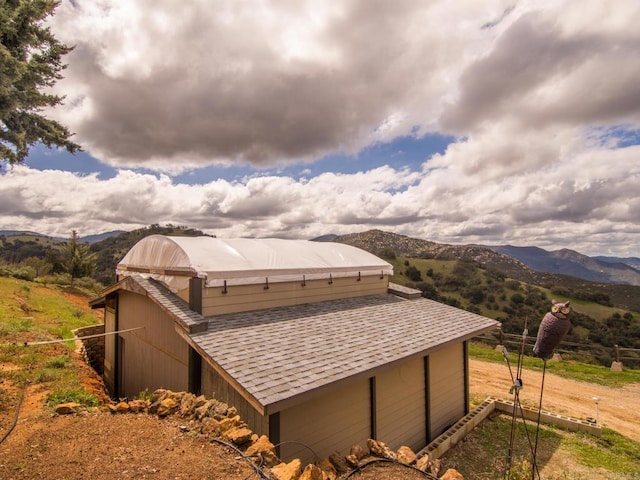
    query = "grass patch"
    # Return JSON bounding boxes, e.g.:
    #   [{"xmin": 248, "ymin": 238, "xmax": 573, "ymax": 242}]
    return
[
  {"xmin": 46, "ymin": 387, "xmax": 99, "ymax": 407},
  {"xmin": 441, "ymin": 413, "xmax": 640, "ymax": 480},
  {"xmin": 469, "ymin": 342, "xmax": 640, "ymax": 388},
  {"xmin": 564, "ymin": 428, "xmax": 640, "ymax": 476}
]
